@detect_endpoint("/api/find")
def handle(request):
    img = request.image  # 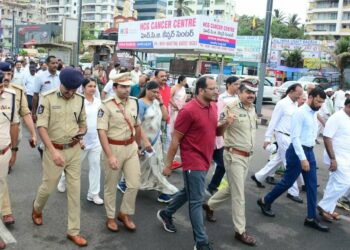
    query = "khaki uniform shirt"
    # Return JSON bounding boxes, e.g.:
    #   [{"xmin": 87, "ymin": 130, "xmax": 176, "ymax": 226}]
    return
[
  {"xmin": 220, "ymin": 99, "xmax": 257, "ymax": 153},
  {"xmin": 9, "ymin": 83, "xmax": 31, "ymax": 117},
  {"xmin": 97, "ymin": 95, "xmax": 140, "ymax": 141},
  {"xmin": 36, "ymin": 89, "xmax": 87, "ymax": 144},
  {"xmin": 0, "ymin": 89, "xmax": 19, "ymax": 148}
]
